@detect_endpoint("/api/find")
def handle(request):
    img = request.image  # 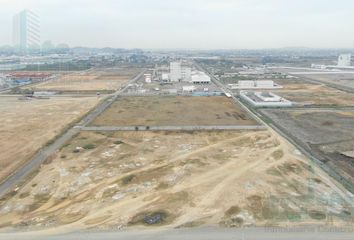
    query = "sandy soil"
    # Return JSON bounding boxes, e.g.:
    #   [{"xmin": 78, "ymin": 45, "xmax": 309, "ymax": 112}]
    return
[
  {"xmin": 296, "ymin": 73, "xmax": 354, "ymax": 89},
  {"xmin": 0, "ymin": 130, "xmax": 352, "ymax": 233},
  {"xmin": 273, "ymin": 80, "xmax": 354, "ymax": 106},
  {"xmin": 30, "ymin": 68, "xmax": 141, "ymax": 92},
  {"xmin": 92, "ymin": 96, "xmax": 259, "ymax": 126},
  {"xmin": 0, "ymin": 96, "xmax": 100, "ymax": 183}
]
